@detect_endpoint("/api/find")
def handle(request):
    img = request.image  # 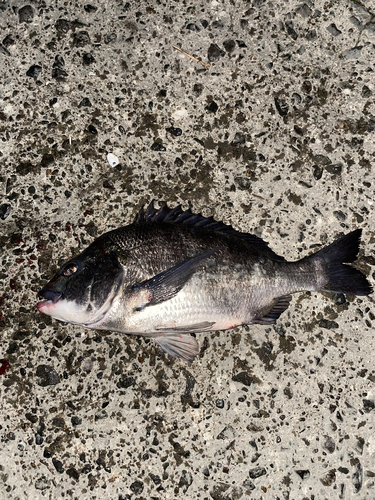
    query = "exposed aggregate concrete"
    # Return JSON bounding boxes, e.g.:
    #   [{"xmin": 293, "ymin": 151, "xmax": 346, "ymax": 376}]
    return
[{"xmin": 1, "ymin": 0, "xmax": 375, "ymax": 499}]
